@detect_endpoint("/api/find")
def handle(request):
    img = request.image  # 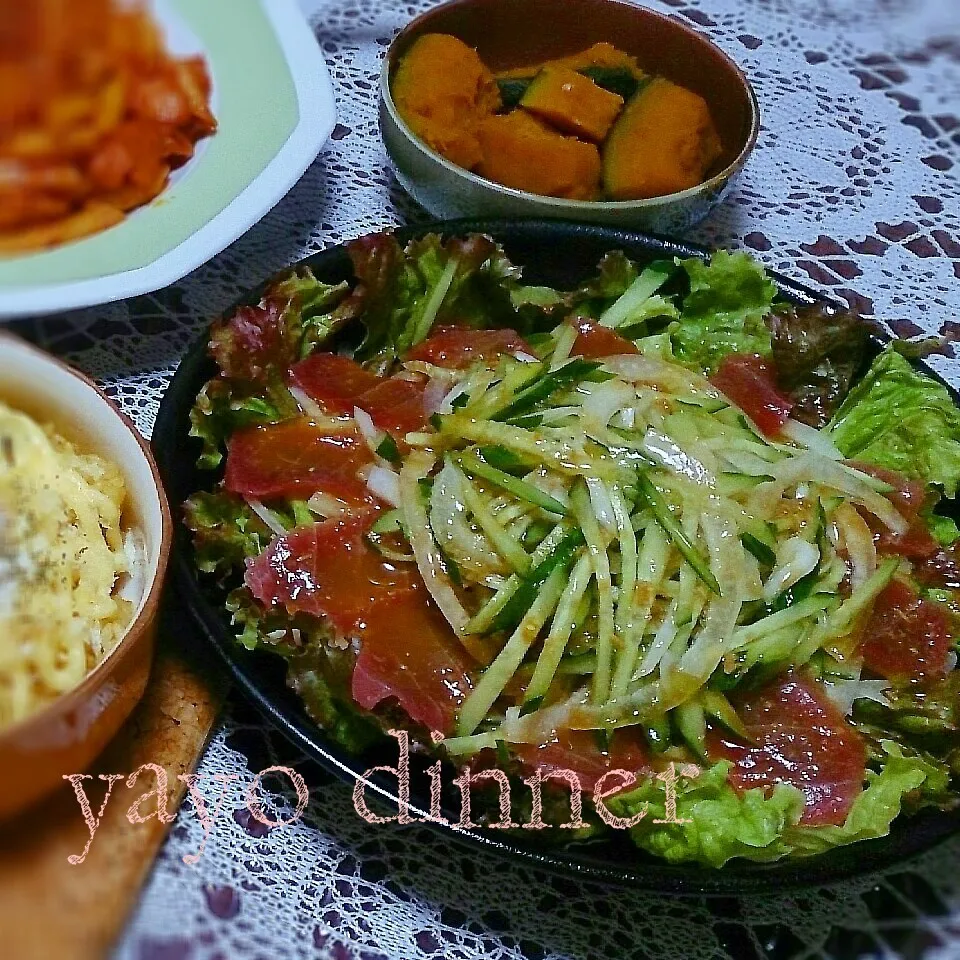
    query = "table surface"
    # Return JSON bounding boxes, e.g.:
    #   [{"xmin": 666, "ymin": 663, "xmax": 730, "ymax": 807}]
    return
[{"xmin": 14, "ymin": 1, "xmax": 960, "ymax": 958}]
